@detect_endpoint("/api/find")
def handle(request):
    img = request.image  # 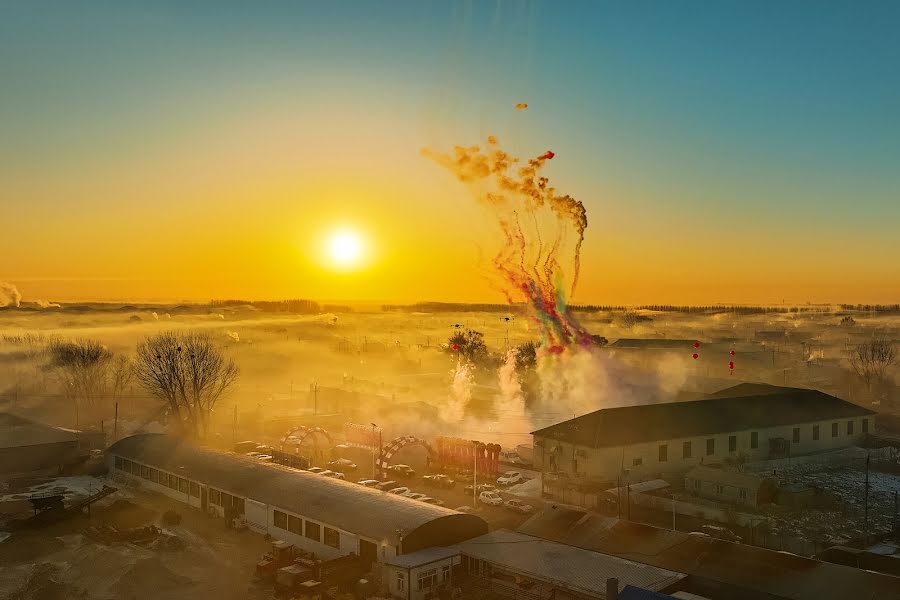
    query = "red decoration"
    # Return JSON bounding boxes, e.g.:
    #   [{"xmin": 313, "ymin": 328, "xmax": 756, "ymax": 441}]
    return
[
  {"xmin": 730, "ymin": 350, "xmax": 736, "ymax": 356},
  {"xmin": 692, "ymin": 342, "xmax": 700, "ymax": 348},
  {"xmin": 692, "ymin": 353, "xmax": 699, "ymax": 359},
  {"xmin": 539, "ymin": 150, "xmax": 555, "ymax": 160},
  {"xmin": 452, "ymin": 344, "xmax": 459, "ymax": 351},
  {"xmin": 729, "ymin": 361, "xmax": 735, "ymax": 369}
]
